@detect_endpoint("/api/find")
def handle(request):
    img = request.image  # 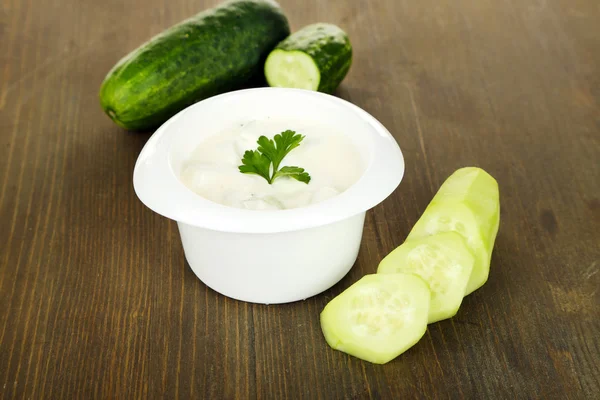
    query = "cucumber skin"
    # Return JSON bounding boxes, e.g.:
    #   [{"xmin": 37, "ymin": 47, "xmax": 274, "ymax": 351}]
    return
[
  {"xmin": 99, "ymin": 0, "xmax": 290, "ymax": 131},
  {"xmin": 273, "ymin": 23, "xmax": 352, "ymax": 94}
]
